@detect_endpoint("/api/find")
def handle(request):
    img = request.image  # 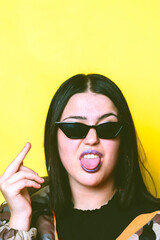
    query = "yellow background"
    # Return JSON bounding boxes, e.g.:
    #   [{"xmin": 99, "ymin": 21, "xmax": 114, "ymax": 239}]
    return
[{"xmin": 0, "ymin": 0, "xmax": 160, "ymax": 203}]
